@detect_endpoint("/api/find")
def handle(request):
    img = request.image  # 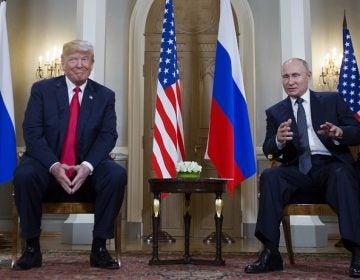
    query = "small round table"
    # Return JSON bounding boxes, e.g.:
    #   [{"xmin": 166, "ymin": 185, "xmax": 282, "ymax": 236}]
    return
[{"xmin": 148, "ymin": 177, "xmax": 228, "ymax": 265}]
